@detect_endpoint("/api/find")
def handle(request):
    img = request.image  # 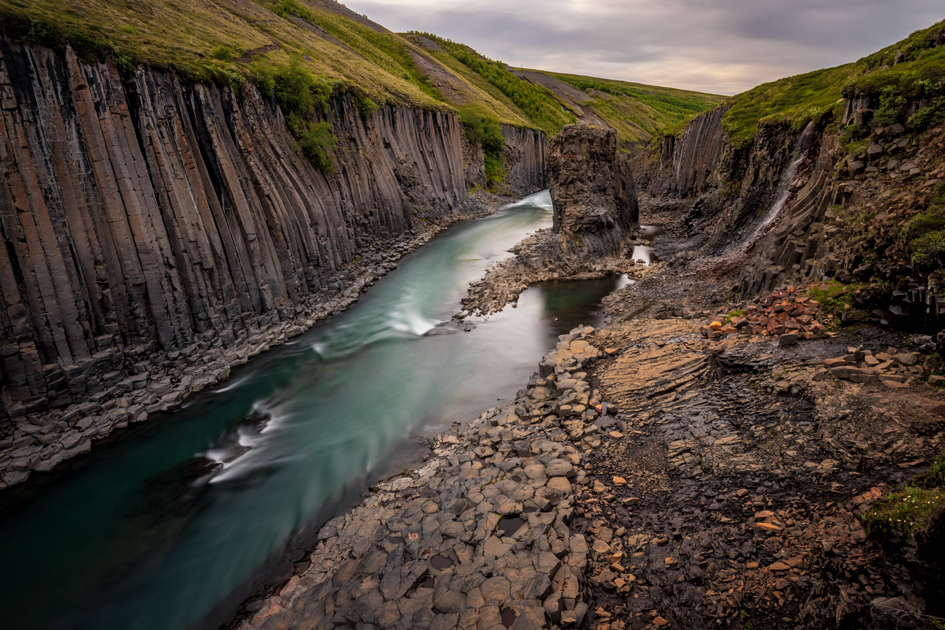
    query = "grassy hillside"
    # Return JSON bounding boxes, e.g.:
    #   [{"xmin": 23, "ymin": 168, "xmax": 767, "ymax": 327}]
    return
[
  {"xmin": 545, "ymin": 72, "xmax": 726, "ymax": 144},
  {"xmin": 0, "ymin": 0, "xmax": 534, "ymax": 122},
  {"xmin": 0, "ymin": 0, "xmax": 726, "ymax": 147},
  {"xmin": 405, "ymin": 33, "xmax": 578, "ymax": 135},
  {"xmin": 405, "ymin": 33, "xmax": 725, "ymax": 143},
  {"xmin": 722, "ymin": 19, "xmax": 945, "ymax": 149}
]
